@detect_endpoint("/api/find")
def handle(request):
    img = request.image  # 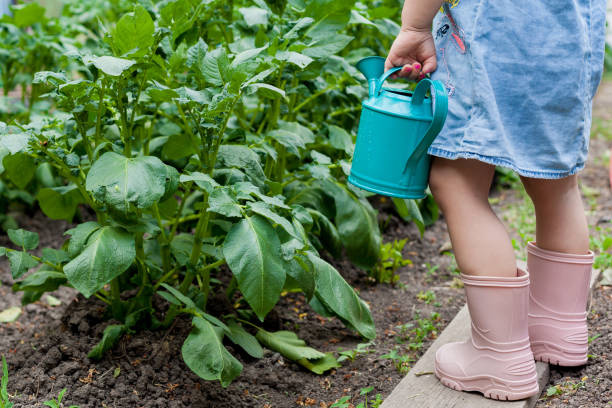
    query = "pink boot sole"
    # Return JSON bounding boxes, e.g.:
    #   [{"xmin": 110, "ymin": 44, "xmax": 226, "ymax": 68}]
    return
[{"xmin": 435, "ymin": 360, "xmax": 540, "ymax": 400}]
